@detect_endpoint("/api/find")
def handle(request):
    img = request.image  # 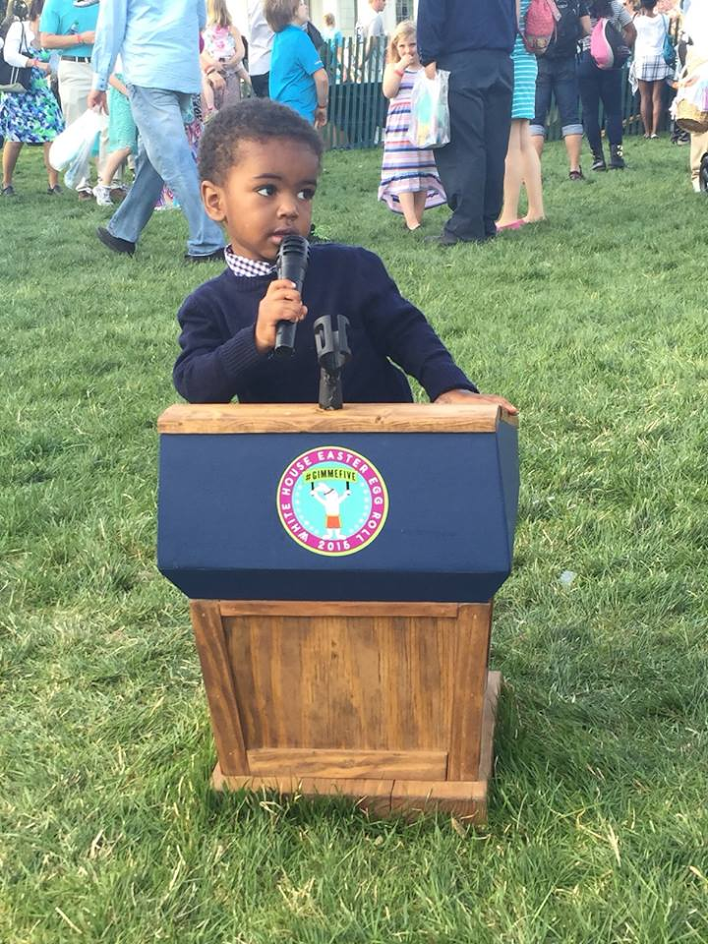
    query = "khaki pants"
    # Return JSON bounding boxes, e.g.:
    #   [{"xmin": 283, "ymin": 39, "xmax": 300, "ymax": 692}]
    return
[
  {"xmin": 686, "ymin": 49, "xmax": 708, "ymax": 185},
  {"xmin": 57, "ymin": 58, "xmax": 110, "ymax": 191}
]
